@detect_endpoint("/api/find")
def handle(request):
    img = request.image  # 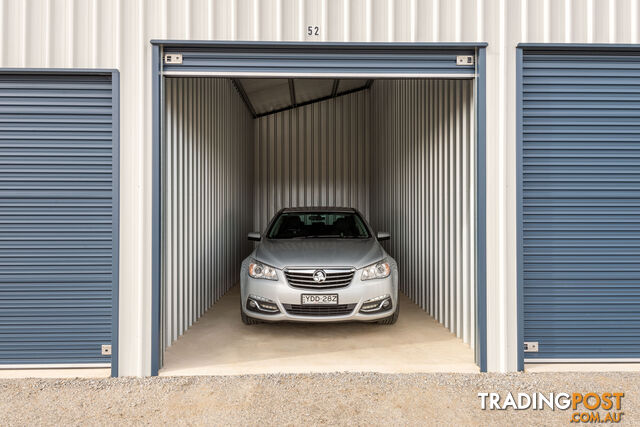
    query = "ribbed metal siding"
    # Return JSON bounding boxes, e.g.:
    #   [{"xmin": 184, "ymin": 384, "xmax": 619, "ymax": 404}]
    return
[
  {"xmin": 0, "ymin": 72, "xmax": 116, "ymax": 365},
  {"xmin": 254, "ymin": 90, "xmax": 369, "ymax": 231},
  {"xmin": 371, "ymin": 79, "xmax": 476, "ymax": 348},
  {"xmin": 162, "ymin": 44, "xmax": 476, "ymax": 77},
  {"xmin": 161, "ymin": 78, "xmax": 254, "ymax": 353},
  {"xmin": 522, "ymin": 50, "xmax": 640, "ymax": 360}
]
